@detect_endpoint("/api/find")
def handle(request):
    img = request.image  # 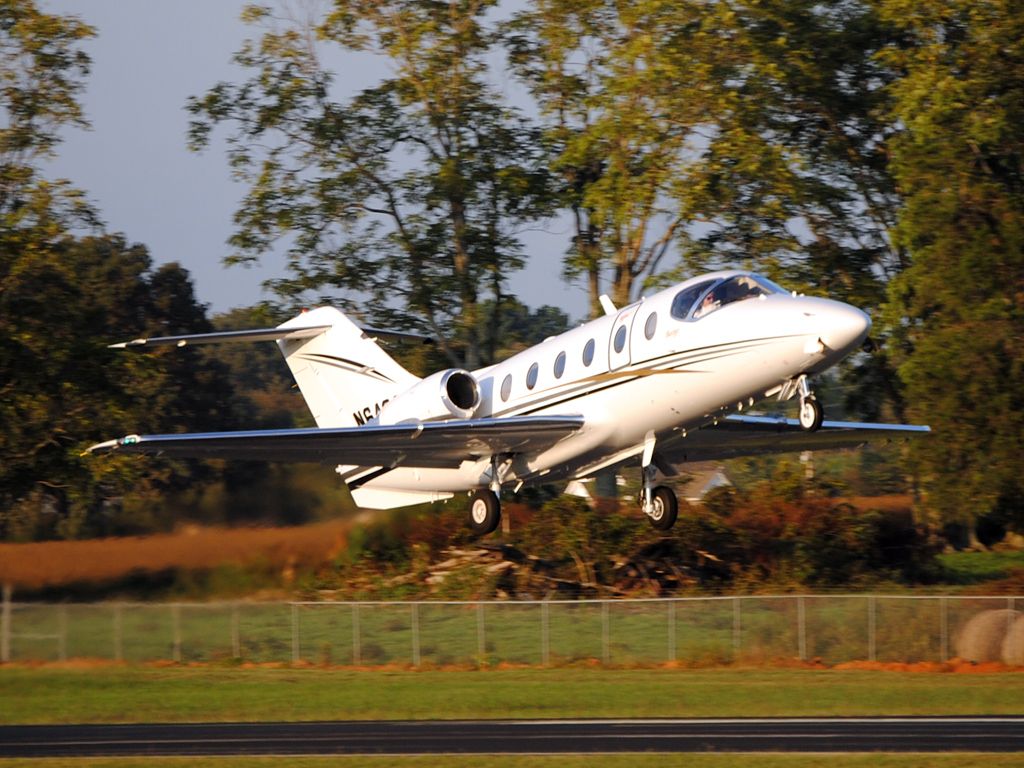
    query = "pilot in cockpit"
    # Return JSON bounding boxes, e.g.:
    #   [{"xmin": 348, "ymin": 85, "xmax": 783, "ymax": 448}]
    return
[{"xmin": 694, "ymin": 288, "xmax": 721, "ymax": 318}]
